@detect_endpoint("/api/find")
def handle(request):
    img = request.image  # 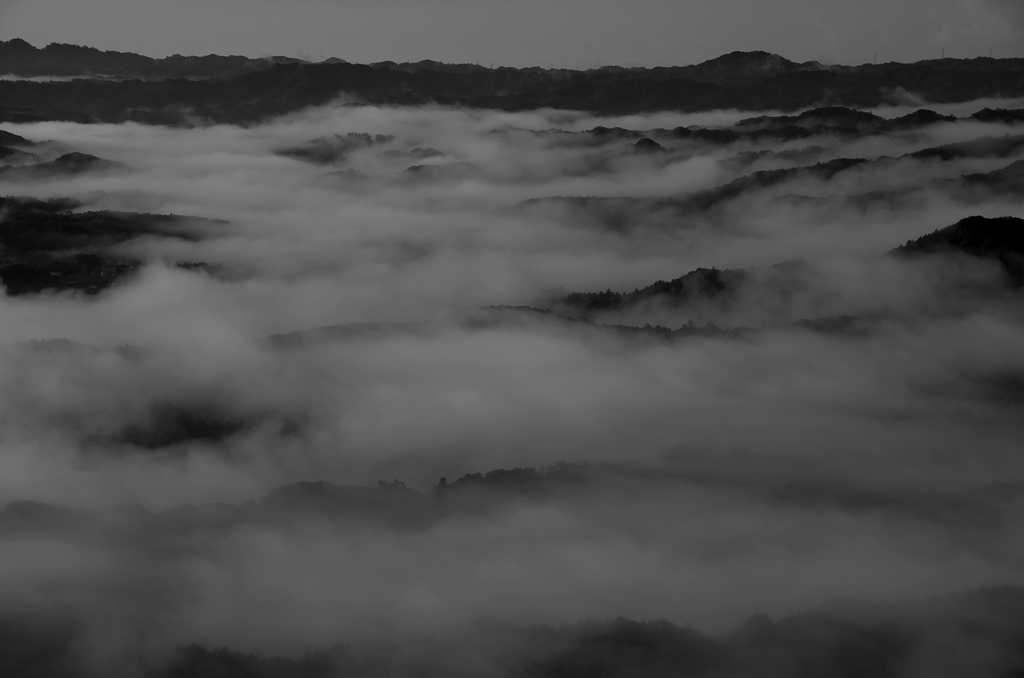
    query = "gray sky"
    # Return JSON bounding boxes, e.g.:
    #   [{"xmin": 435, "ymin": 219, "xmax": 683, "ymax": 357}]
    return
[{"xmin": 1, "ymin": 0, "xmax": 1023, "ymax": 68}]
